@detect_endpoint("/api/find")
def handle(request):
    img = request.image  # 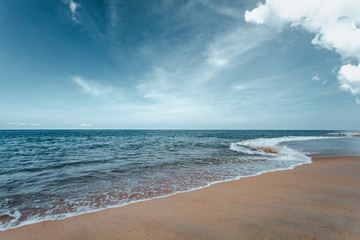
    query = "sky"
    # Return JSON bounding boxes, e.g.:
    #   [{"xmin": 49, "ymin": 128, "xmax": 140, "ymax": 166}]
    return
[{"xmin": 0, "ymin": 0, "xmax": 359, "ymax": 130}]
